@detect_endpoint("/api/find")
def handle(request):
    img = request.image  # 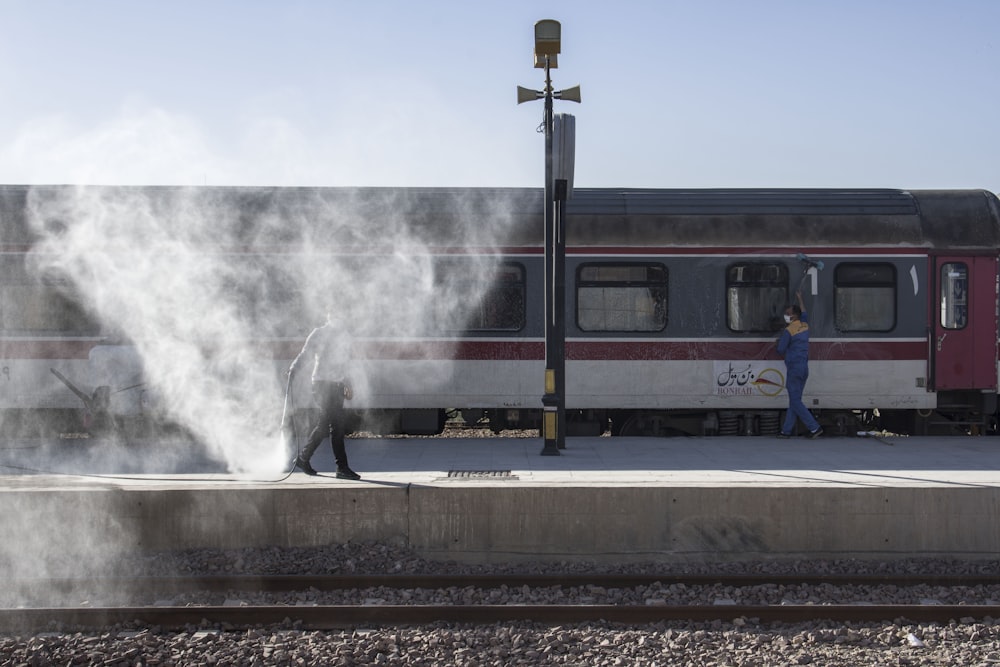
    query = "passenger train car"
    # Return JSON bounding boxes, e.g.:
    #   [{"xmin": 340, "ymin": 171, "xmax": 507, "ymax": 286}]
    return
[{"xmin": 0, "ymin": 185, "xmax": 997, "ymax": 438}]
